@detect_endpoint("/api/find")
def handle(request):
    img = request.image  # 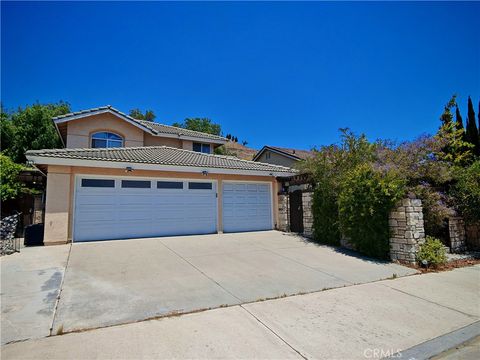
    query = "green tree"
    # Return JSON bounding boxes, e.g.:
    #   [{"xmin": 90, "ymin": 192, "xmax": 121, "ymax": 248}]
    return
[
  {"xmin": 1, "ymin": 102, "xmax": 70, "ymax": 163},
  {"xmin": 172, "ymin": 118, "xmax": 221, "ymax": 136},
  {"xmin": 465, "ymin": 96, "xmax": 479, "ymax": 155},
  {"xmin": 452, "ymin": 161, "xmax": 480, "ymax": 223},
  {"xmin": 0, "ymin": 154, "xmax": 28, "ymax": 201},
  {"xmin": 129, "ymin": 108, "xmax": 156, "ymax": 121},
  {"xmin": 455, "ymin": 106, "xmax": 464, "ymax": 133},
  {"xmin": 436, "ymin": 96, "xmax": 473, "ymax": 165}
]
